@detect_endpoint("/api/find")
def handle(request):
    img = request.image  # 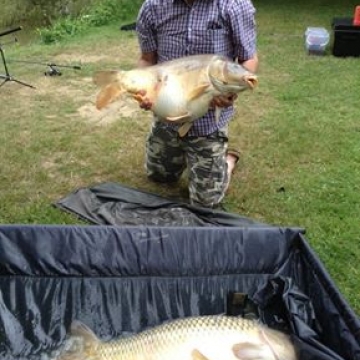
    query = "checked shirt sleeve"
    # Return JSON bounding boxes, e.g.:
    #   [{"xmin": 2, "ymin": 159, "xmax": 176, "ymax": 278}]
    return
[
  {"xmin": 228, "ymin": 0, "xmax": 257, "ymax": 62},
  {"xmin": 136, "ymin": 2, "xmax": 157, "ymax": 53}
]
